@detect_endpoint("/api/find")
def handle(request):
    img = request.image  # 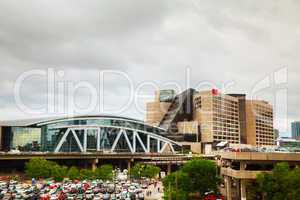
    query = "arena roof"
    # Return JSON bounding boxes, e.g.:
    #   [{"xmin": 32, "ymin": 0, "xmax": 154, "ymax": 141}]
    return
[{"xmin": 0, "ymin": 114, "xmax": 152, "ymax": 127}]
